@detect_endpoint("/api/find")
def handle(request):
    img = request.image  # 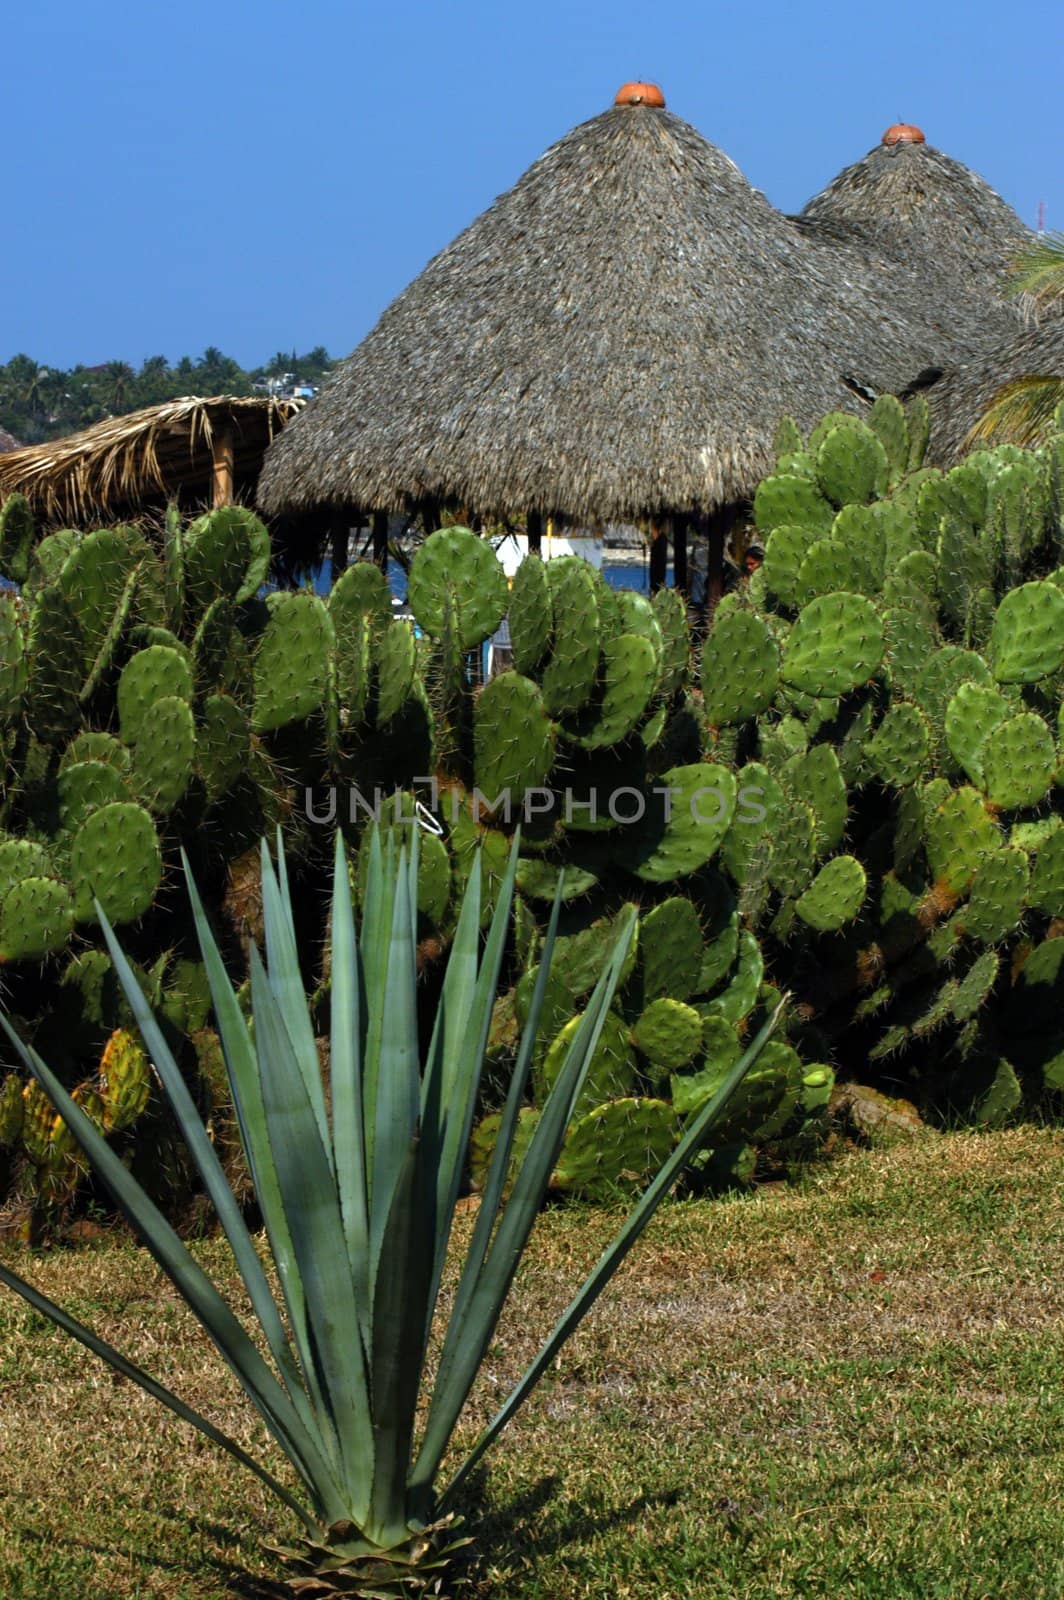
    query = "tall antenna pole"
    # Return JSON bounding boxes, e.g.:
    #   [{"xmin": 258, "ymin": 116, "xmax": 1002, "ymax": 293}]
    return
[{"xmin": 1037, "ymin": 199, "xmax": 1046, "ymax": 235}]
